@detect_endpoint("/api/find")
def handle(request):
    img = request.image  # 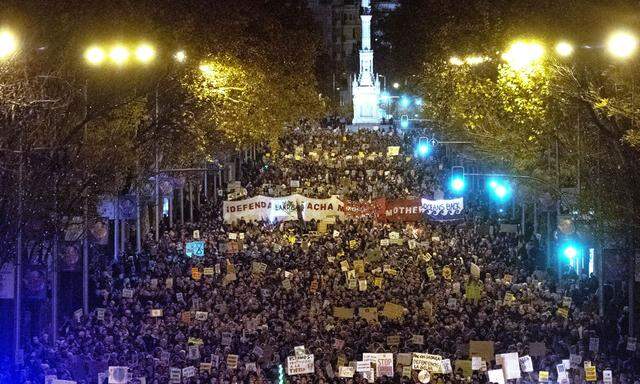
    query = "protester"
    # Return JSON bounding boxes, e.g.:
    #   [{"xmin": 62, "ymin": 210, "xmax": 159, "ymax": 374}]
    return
[{"xmin": 10, "ymin": 120, "xmax": 638, "ymax": 384}]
